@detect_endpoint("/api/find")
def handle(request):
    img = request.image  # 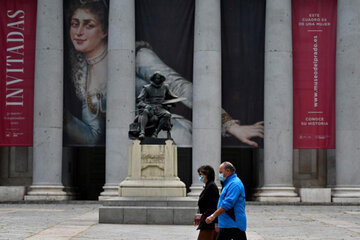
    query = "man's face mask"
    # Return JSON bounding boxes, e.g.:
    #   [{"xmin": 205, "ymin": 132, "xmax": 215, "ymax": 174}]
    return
[{"xmin": 219, "ymin": 173, "xmax": 226, "ymax": 182}]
